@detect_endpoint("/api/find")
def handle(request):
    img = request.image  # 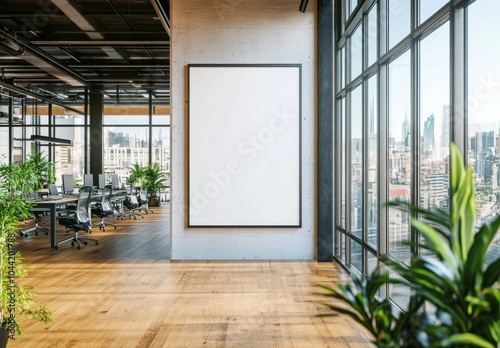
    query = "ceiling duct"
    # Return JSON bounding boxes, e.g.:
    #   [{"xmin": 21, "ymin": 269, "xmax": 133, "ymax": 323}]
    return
[{"xmin": 0, "ymin": 28, "xmax": 87, "ymax": 87}]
